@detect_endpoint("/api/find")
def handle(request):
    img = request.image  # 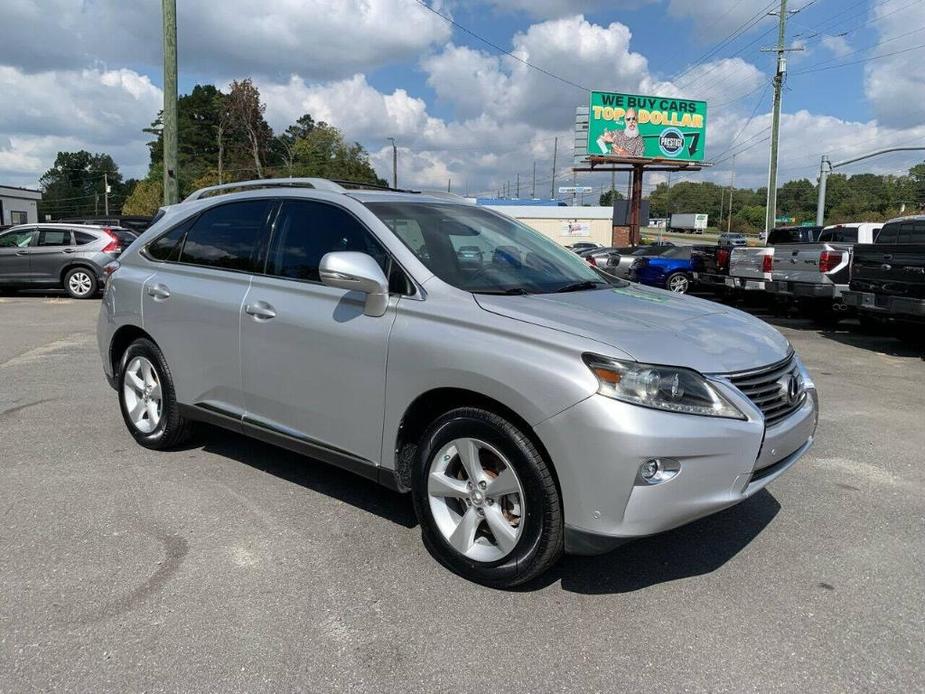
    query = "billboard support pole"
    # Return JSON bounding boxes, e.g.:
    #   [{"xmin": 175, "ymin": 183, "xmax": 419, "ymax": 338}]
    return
[{"xmin": 630, "ymin": 163, "xmax": 644, "ymax": 245}]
